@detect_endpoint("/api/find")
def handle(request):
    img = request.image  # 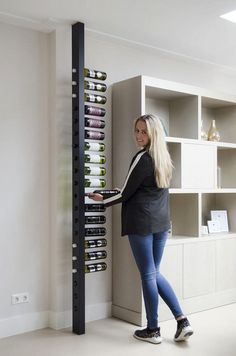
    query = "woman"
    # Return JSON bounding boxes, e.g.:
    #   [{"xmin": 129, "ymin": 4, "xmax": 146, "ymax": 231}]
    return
[{"xmin": 88, "ymin": 114, "xmax": 193, "ymax": 344}]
